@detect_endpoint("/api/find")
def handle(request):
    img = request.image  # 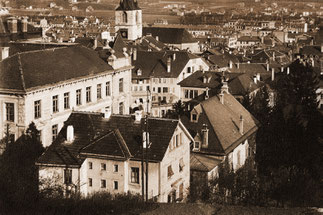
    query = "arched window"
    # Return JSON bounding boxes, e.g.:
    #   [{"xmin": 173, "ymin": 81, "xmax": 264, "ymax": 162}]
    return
[{"xmin": 122, "ymin": 12, "xmax": 127, "ymax": 23}]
